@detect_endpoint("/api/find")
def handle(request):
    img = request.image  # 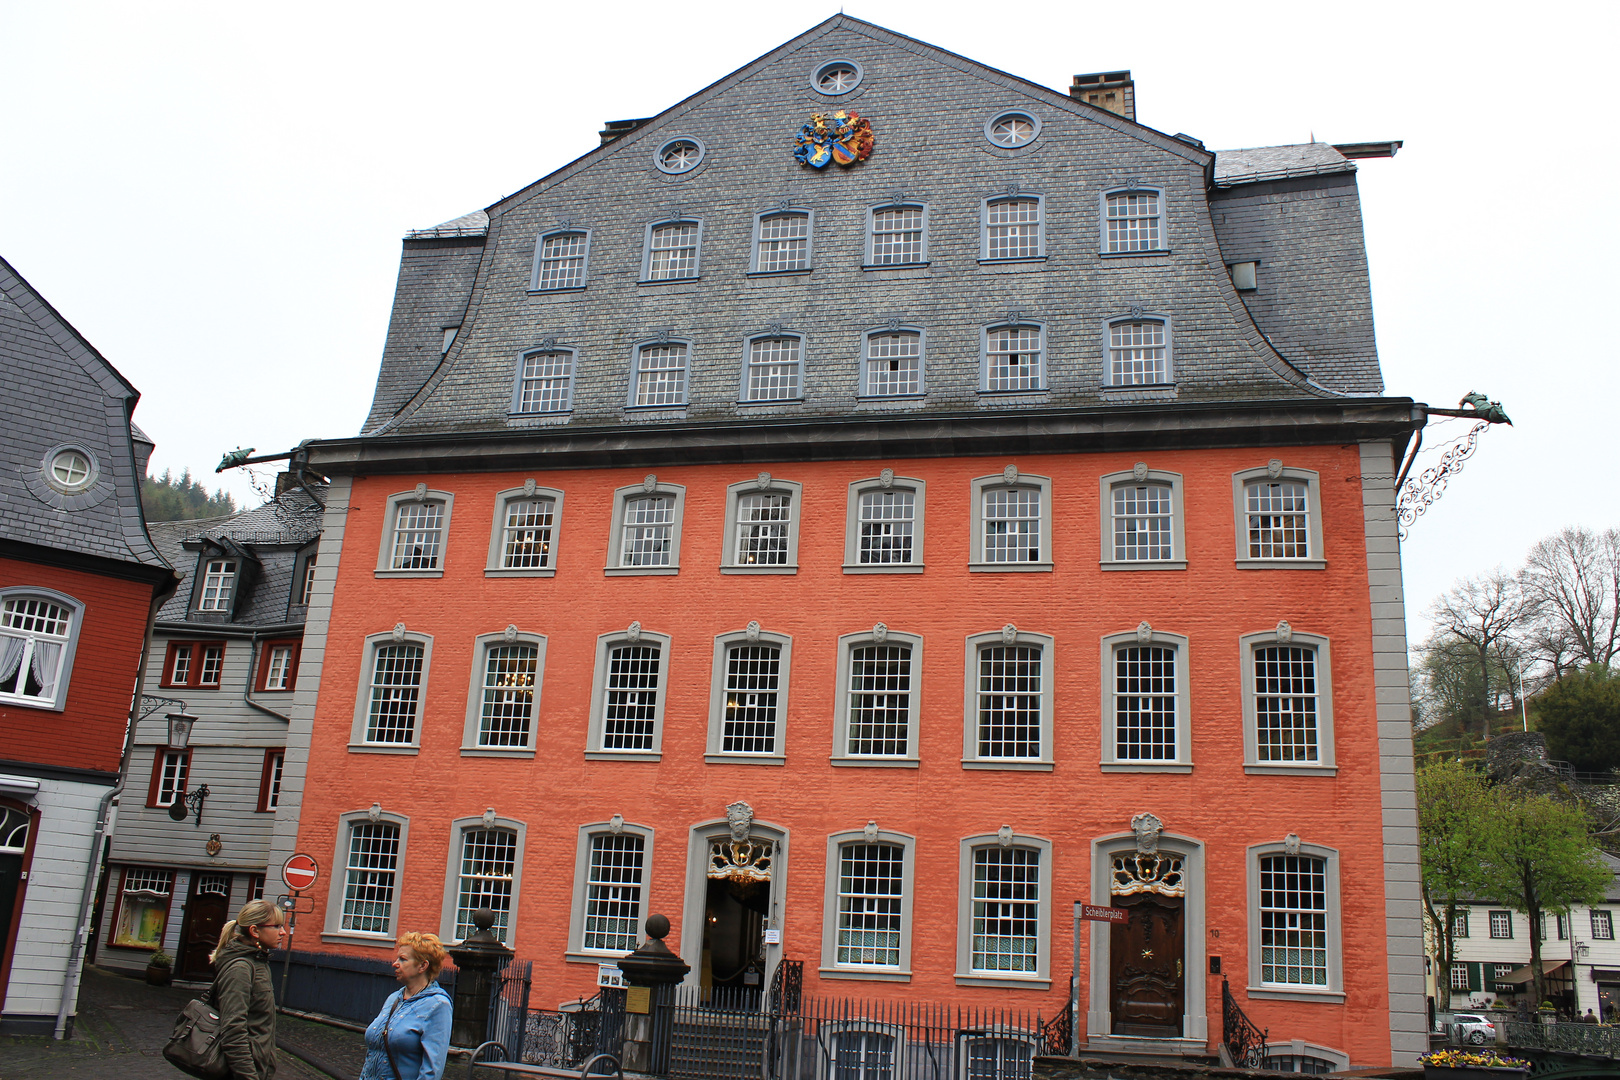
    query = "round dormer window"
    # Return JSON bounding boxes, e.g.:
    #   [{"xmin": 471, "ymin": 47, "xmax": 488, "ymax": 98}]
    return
[
  {"xmin": 986, "ymin": 112, "xmax": 1041, "ymax": 148},
  {"xmin": 812, "ymin": 59, "xmax": 863, "ymax": 96},
  {"xmin": 655, "ymin": 138, "xmax": 705, "ymax": 175},
  {"xmin": 47, "ymin": 447, "xmax": 96, "ymax": 492}
]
